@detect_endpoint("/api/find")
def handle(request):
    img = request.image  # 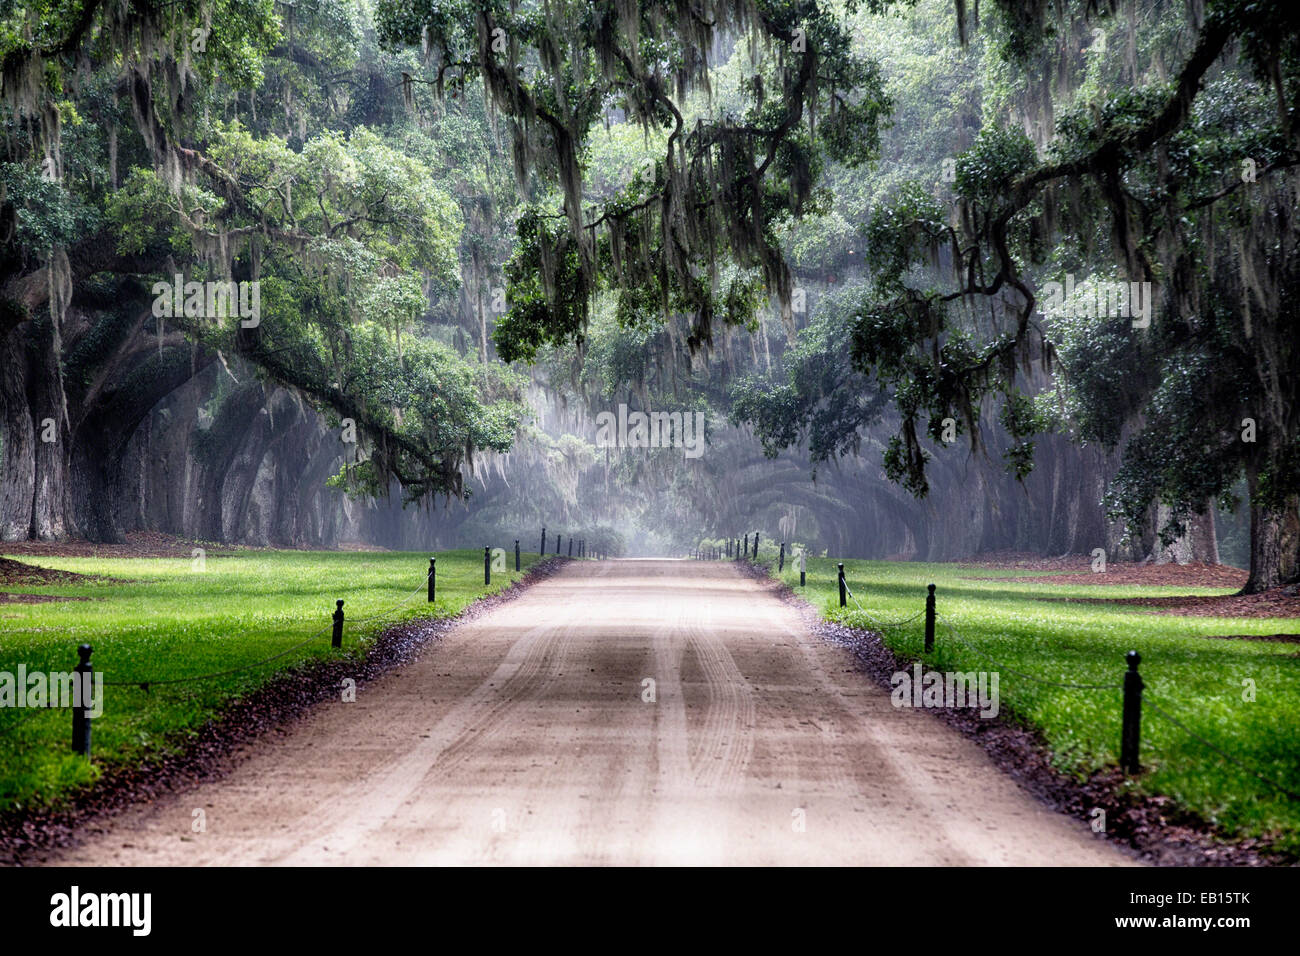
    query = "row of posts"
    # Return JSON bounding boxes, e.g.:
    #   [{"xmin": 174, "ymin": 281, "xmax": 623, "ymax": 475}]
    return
[
  {"xmin": 694, "ymin": 536, "xmax": 806, "ymax": 586},
  {"xmin": 70, "ymin": 539, "xmax": 592, "ymax": 758},
  {"xmin": 67, "ymin": 557, "xmax": 1147, "ymax": 777},
  {"xmin": 540, "ymin": 528, "xmax": 597, "ymax": 561},
  {"xmin": 833, "ymin": 570, "xmax": 1146, "ymax": 775},
  {"xmin": 470, "ymin": 531, "xmax": 593, "ymax": 591}
]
